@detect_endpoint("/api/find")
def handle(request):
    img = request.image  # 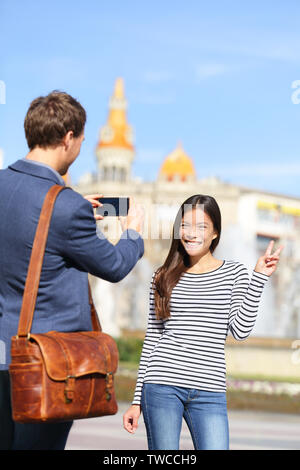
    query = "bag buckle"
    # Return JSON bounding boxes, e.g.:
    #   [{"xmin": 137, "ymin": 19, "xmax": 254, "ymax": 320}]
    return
[
  {"xmin": 105, "ymin": 373, "xmax": 113, "ymax": 401},
  {"xmin": 64, "ymin": 375, "xmax": 76, "ymax": 404},
  {"xmin": 15, "ymin": 333, "xmax": 31, "ymax": 340}
]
